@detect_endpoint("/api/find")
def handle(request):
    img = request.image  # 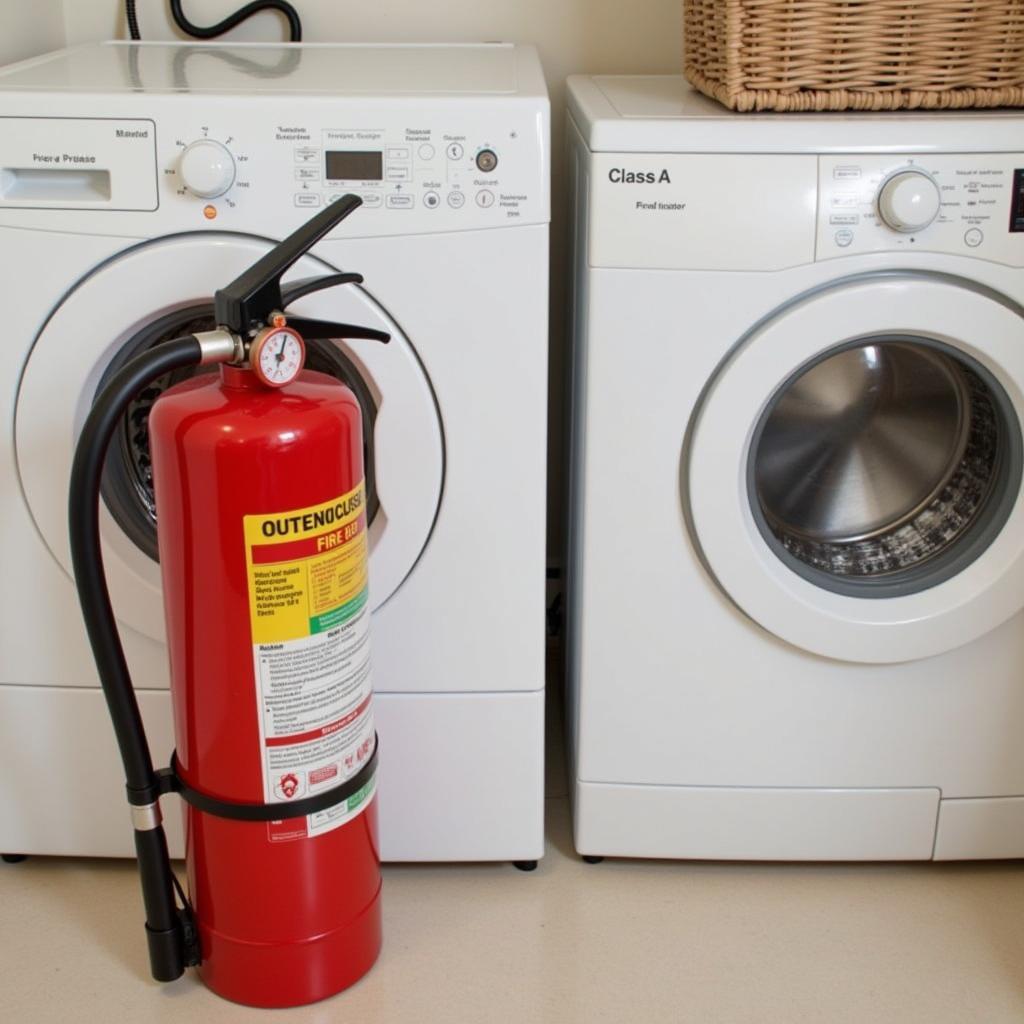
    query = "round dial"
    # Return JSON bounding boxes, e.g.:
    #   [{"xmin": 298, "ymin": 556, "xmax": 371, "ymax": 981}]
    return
[
  {"xmin": 178, "ymin": 139, "xmax": 236, "ymax": 199},
  {"xmin": 250, "ymin": 327, "xmax": 305, "ymax": 388},
  {"xmin": 877, "ymin": 170, "xmax": 941, "ymax": 233},
  {"xmin": 475, "ymin": 148, "xmax": 498, "ymax": 173}
]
